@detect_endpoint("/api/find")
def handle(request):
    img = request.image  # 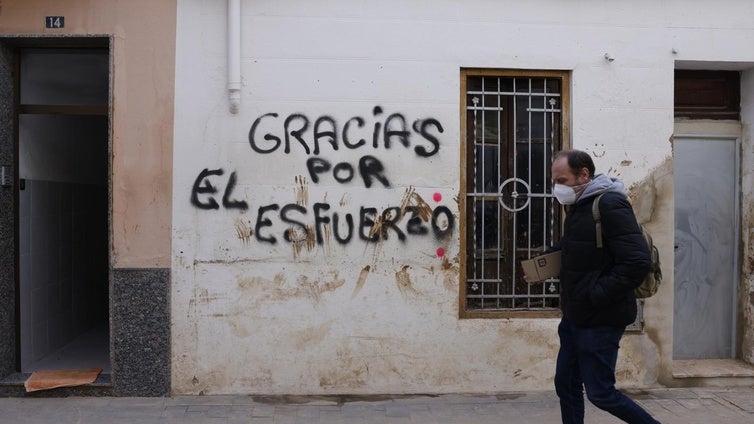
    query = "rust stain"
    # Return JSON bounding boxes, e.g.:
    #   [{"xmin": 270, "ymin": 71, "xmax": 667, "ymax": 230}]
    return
[
  {"xmin": 395, "ymin": 265, "xmax": 420, "ymax": 299},
  {"xmin": 620, "ymin": 160, "xmax": 633, "ymax": 166},
  {"xmin": 339, "ymin": 193, "xmax": 350, "ymax": 207},
  {"xmin": 294, "ymin": 175, "xmax": 308, "ymax": 206},
  {"xmin": 235, "ymin": 219, "xmax": 253, "ymax": 245},
  {"xmin": 351, "ymin": 265, "xmax": 372, "ymax": 299}
]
